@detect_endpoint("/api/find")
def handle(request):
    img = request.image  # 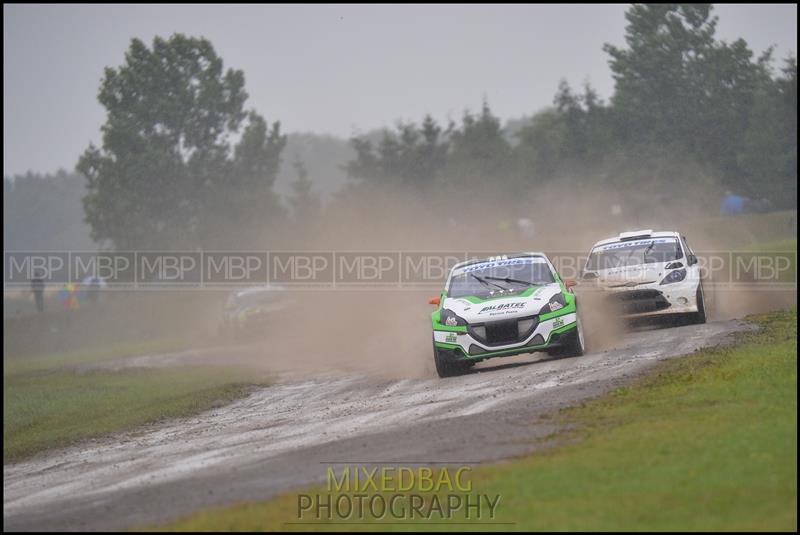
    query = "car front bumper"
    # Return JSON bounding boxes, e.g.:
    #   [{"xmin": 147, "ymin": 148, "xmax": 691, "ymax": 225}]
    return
[
  {"xmin": 599, "ymin": 278, "xmax": 700, "ymax": 318},
  {"xmin": 433, "ymin": 312, "xmax": 577, "ymax": 360}
]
